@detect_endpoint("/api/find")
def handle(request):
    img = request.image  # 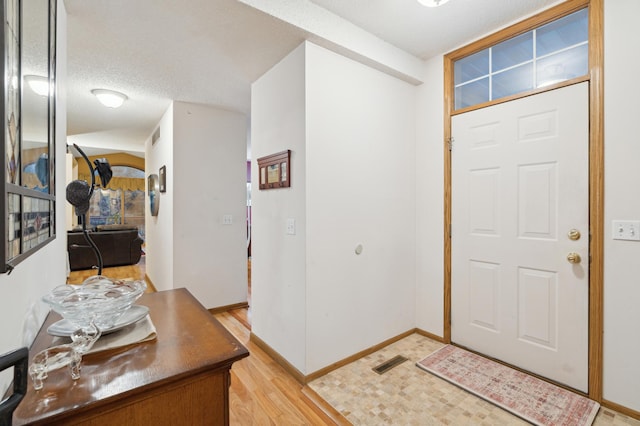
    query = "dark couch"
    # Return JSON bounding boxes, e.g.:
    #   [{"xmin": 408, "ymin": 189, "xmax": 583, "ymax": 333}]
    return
[{"xmin": 68, "ymin": 225, "xmax": 143, "ymax": 271}]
